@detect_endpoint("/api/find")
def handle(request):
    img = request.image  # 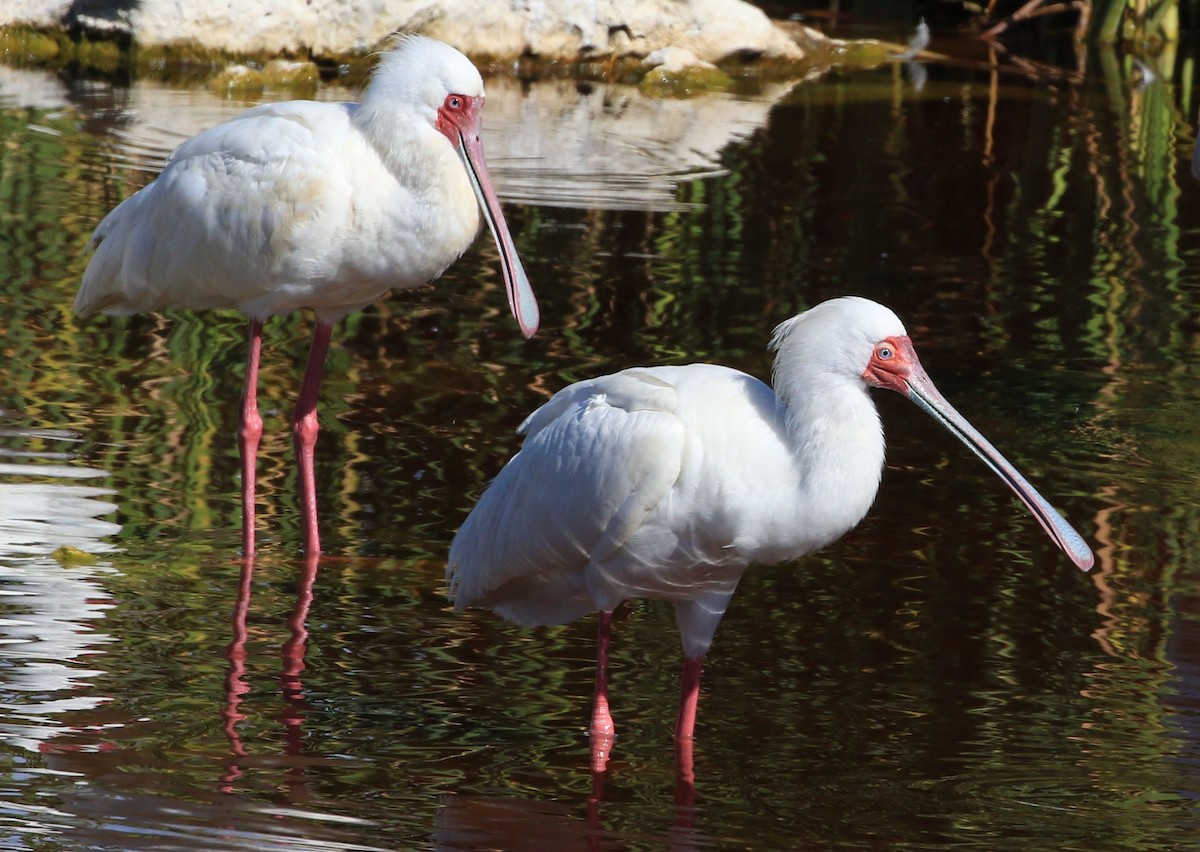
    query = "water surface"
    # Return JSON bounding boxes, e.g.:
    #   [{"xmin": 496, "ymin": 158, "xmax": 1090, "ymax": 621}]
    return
[{"xmin": 1, "ymin": 30, "xmax": 1199, "ymax": 849}]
